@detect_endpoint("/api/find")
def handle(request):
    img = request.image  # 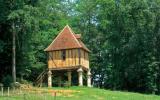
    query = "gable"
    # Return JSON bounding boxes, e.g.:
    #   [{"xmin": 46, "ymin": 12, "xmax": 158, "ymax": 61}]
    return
[{"xmin": 44, "ymin": 25, "xmax": 90, "ymax": 52}]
